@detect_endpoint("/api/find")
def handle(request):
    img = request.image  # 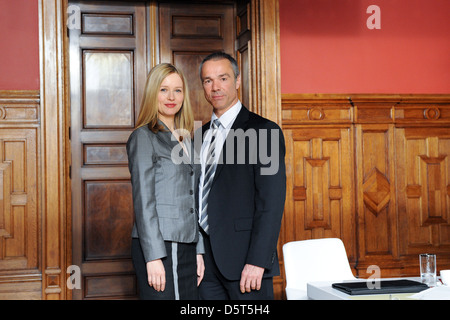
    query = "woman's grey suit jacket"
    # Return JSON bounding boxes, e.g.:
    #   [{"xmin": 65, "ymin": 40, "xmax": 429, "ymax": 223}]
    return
[{"xmin": 127, "ymin": 123, "xmax": 203, "ymax": 263}]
